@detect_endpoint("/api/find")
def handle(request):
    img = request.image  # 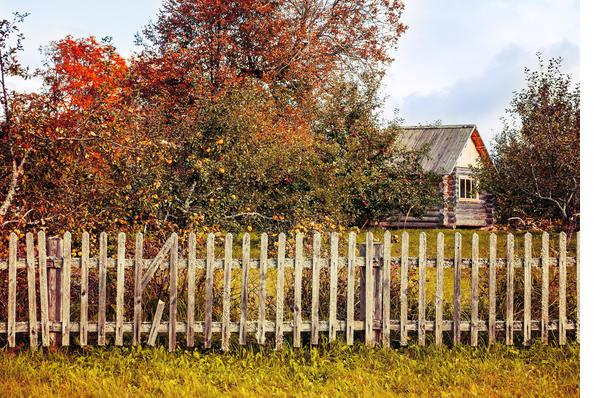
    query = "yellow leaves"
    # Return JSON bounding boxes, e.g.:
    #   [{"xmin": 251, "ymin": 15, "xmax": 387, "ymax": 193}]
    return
[
  {"xmin": 216, "ymin": 138, "xmax": 224, "ymax": 145},
  {"xmin": 219, "ymin": 167, "xmax": 225, "ymax": 174},
  {"xmin": 246, "ymin": 225, "xmax": 253, "ymax": 232},
  {"xmin": 153, "ymin": 181, "xmax": 161, "ymax": 188},
  {"xmin": 231, "ymin": 194, "xmax": 237, "ymax": 200}
]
